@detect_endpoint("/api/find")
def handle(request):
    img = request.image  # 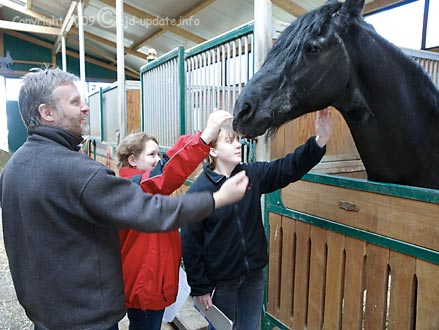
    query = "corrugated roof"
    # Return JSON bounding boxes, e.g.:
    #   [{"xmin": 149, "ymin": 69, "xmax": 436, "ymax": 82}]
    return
[{"xmin": 0, "ymin": 0, "xmax": 397, "ymax": 80}]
